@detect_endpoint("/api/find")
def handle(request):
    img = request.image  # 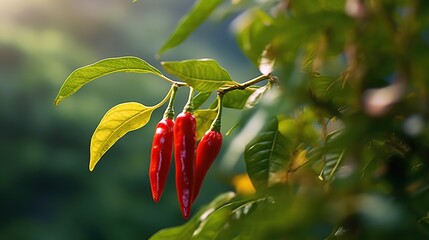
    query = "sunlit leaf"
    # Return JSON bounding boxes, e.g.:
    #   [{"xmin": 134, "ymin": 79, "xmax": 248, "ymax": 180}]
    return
[
  {"xmin": 258, "ymin": 44, "xmax": 276, "ymax": 75},
  {"xmin": 54, "ymin": 57, "xmax": 163, "ymax": 105},
  {"xmin": 162, "ymin": 59, "xmax": 236, "ymax": 92},
  {"xmin": 89, "ymin": 102, "xmax": 155, "ymax": 171},
  {"xmin": 244, "ymin": 117, "xmax": 289, "ymax": 190},
  {"xmin": 193, "ymin": 91, "xmax": 212, "ymax": 110},
  {"xmin": 194, "ymin": 109, "xmax": 218, "ymax": 140},
  {"xmin": 245, "ymin": 85, "xmax": 268, "ymax": 109},
  {"xmin": 223, "ymin": 88, "xmax": 256, "ymax": 109},
  {"xmin": 159, "ymin": 0, "xmax": 223, "ymax": 54}
]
